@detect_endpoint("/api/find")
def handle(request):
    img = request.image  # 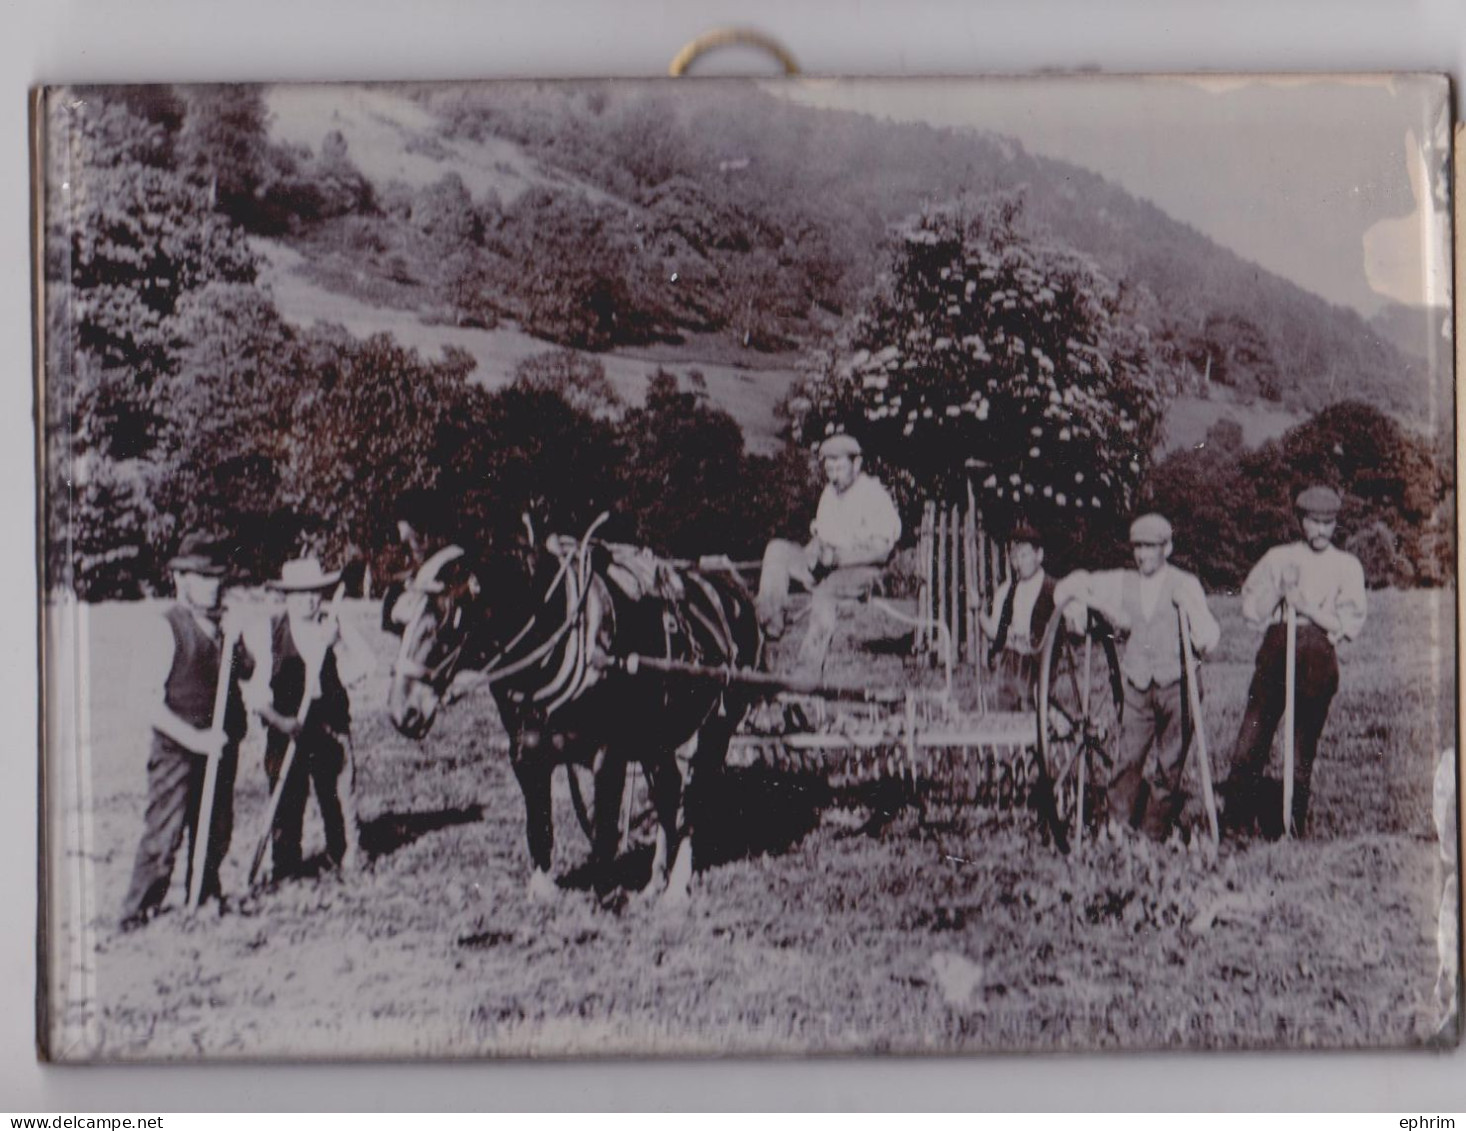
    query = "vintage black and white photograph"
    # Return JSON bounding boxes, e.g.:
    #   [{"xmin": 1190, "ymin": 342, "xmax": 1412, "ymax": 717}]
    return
[{"xmin": 36, "ymin": 75, "xmax": 1457, "ymax": 1060}]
